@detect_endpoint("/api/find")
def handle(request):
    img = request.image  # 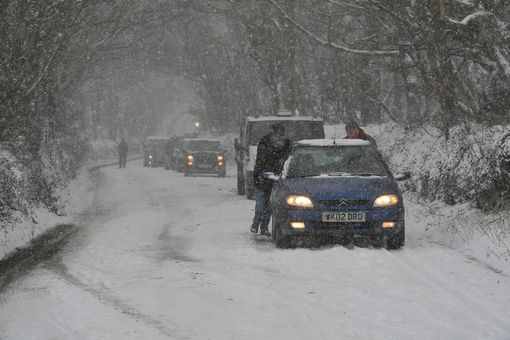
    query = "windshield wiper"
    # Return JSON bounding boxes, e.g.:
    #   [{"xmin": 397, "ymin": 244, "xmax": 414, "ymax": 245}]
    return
[
  {"xmin": 326, "ymin": 172, "xmax": 353, "ymax": 176},
  {"xmin": 351, "ymin": 172, "xmax": 385, "ymax": 177},
  {"xmin": 288, "ymin": 174, "xmax": 321, "ymax": 178}
]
